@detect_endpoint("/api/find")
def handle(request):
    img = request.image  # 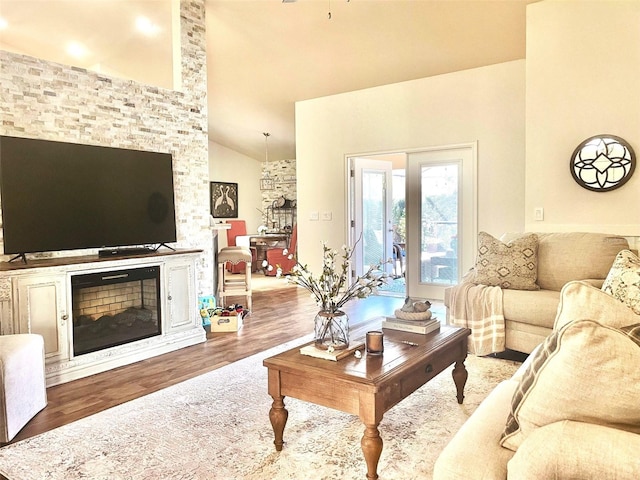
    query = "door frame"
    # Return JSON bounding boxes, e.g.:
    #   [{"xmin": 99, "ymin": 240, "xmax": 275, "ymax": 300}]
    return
[
  {"xmin": 346, "ymin": 143, "xmax": 477, "ymax": 300},
  {"xmin": 405, "ymin": 142, "xmax": 477, "ymax": 301},
  {"xmin": 347, "ymin": 156, "xmax": 394, "ymax": 280}
]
